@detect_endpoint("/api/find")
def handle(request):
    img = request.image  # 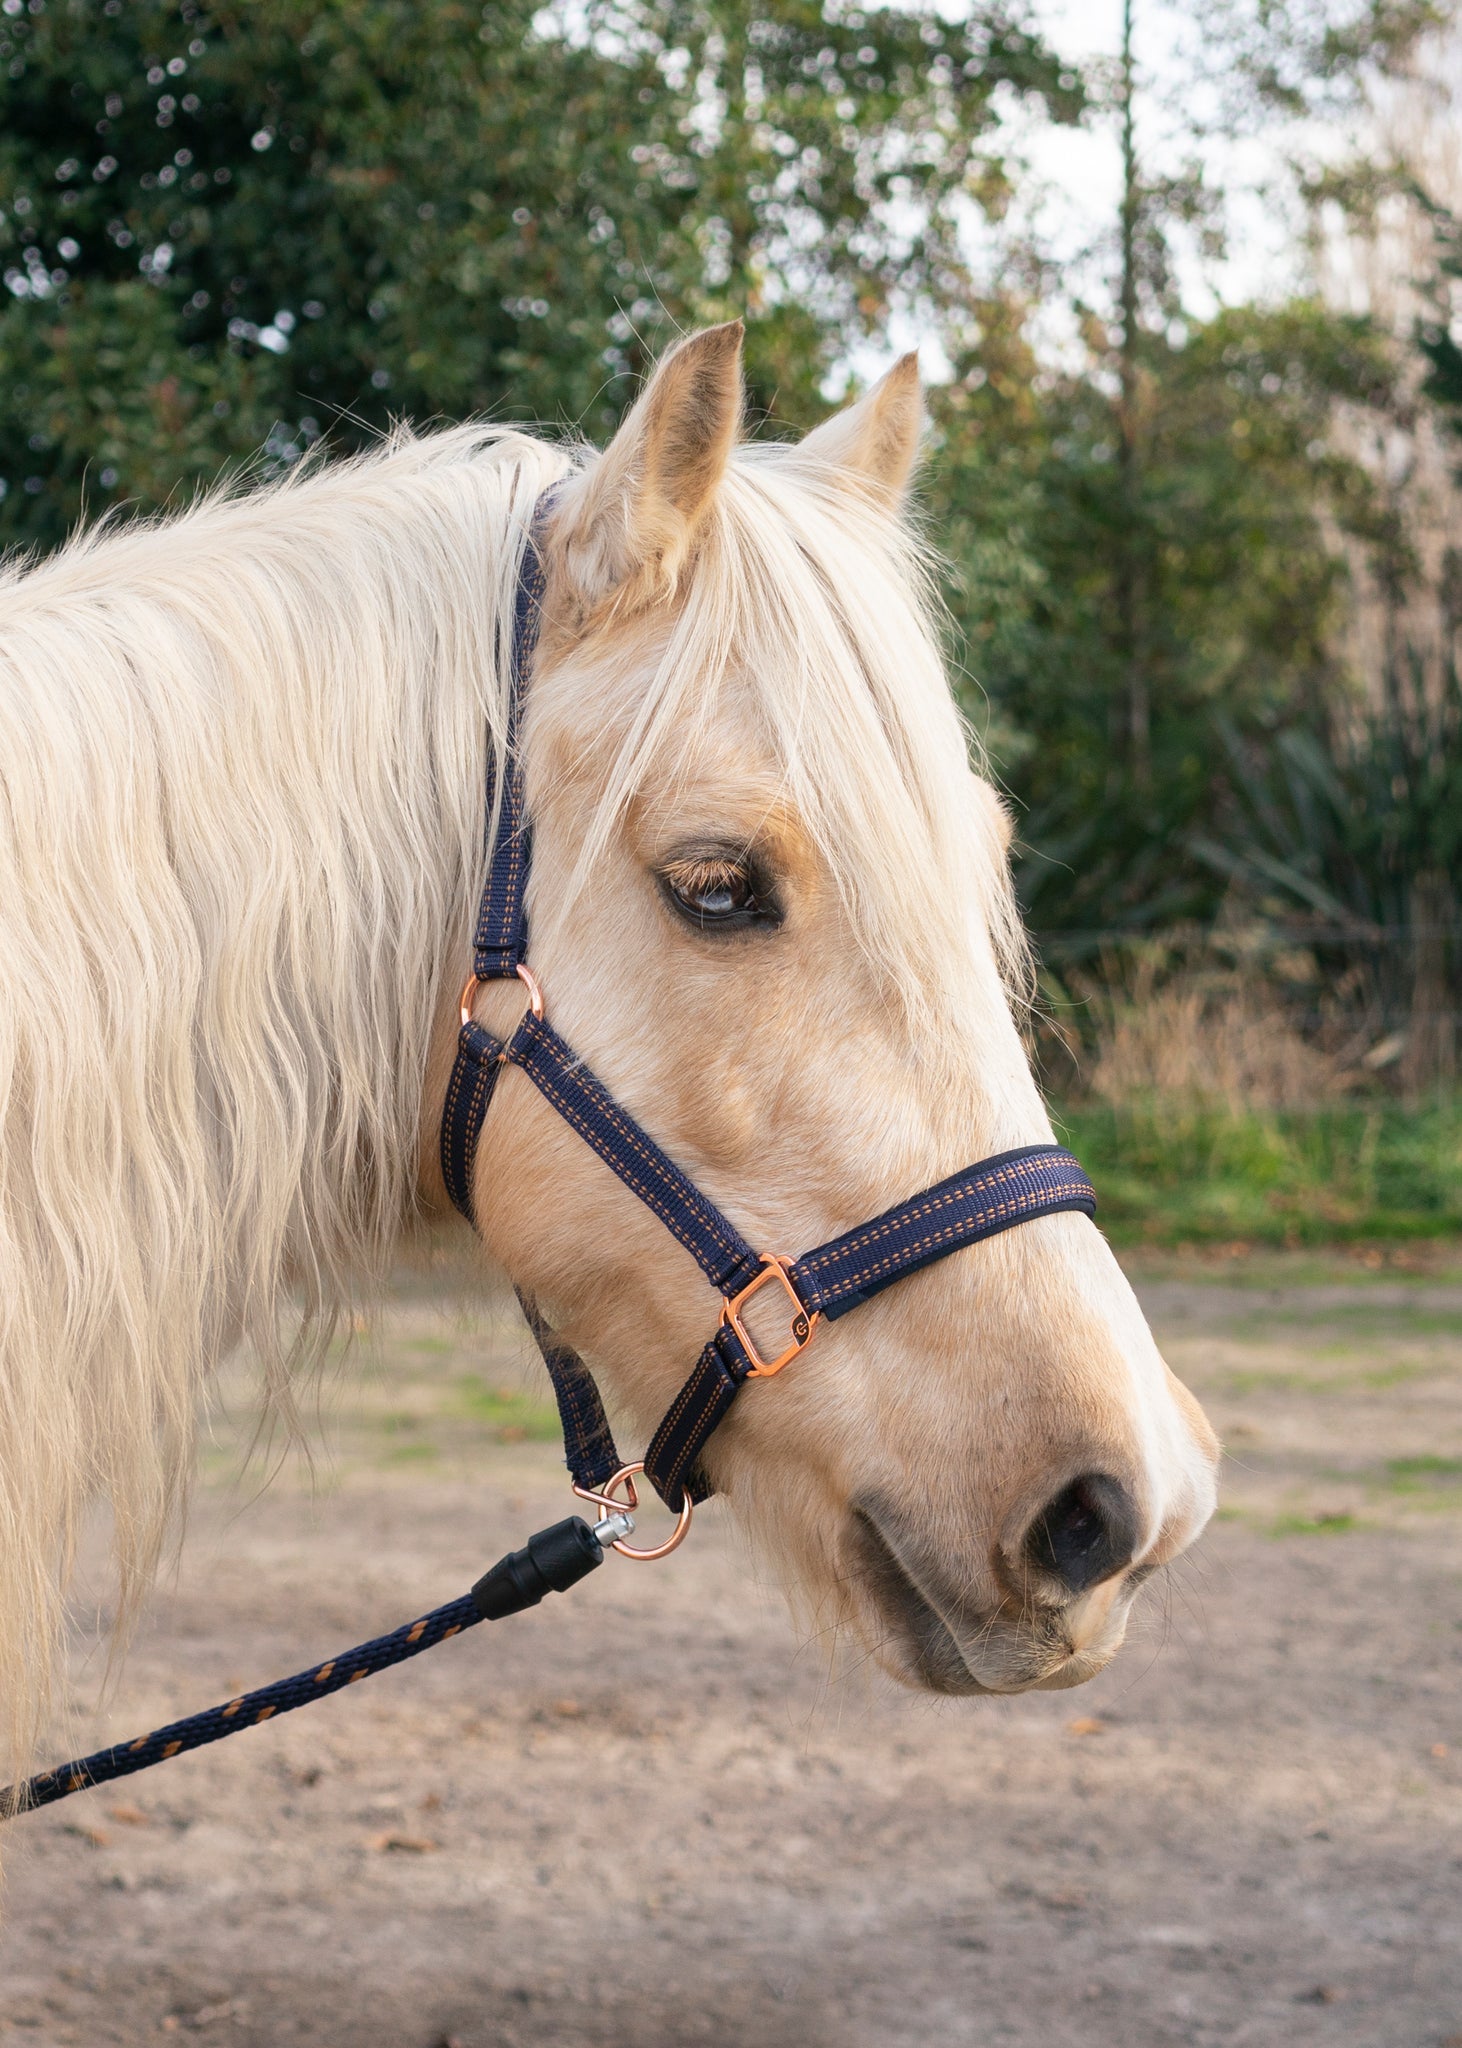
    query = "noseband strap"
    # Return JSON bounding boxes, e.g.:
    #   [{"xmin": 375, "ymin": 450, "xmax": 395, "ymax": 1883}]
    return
[{"xmin": 441, "ymin": 503, "xmax": 1097, "ymax": 1514}]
